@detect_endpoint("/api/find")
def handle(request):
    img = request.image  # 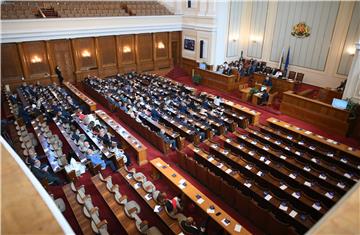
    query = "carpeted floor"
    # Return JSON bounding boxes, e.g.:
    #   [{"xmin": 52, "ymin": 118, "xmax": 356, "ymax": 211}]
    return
[{"xmin": 47, "ymin": 73, "xmax": 359, "ymax": 235}]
